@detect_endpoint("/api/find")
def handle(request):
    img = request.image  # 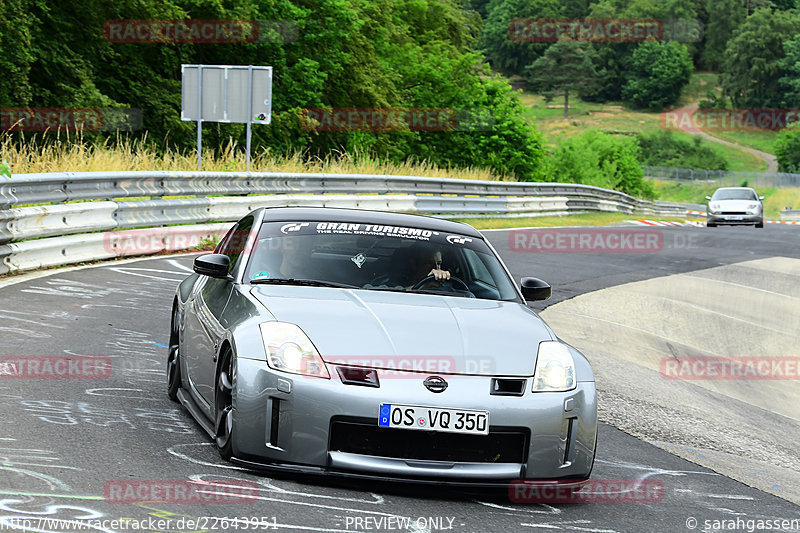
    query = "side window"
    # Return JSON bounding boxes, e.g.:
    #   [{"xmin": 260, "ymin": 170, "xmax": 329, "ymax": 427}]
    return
[{"xmin": 218, "ymin": 216, "xmax": 254, "ymax": 274}]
